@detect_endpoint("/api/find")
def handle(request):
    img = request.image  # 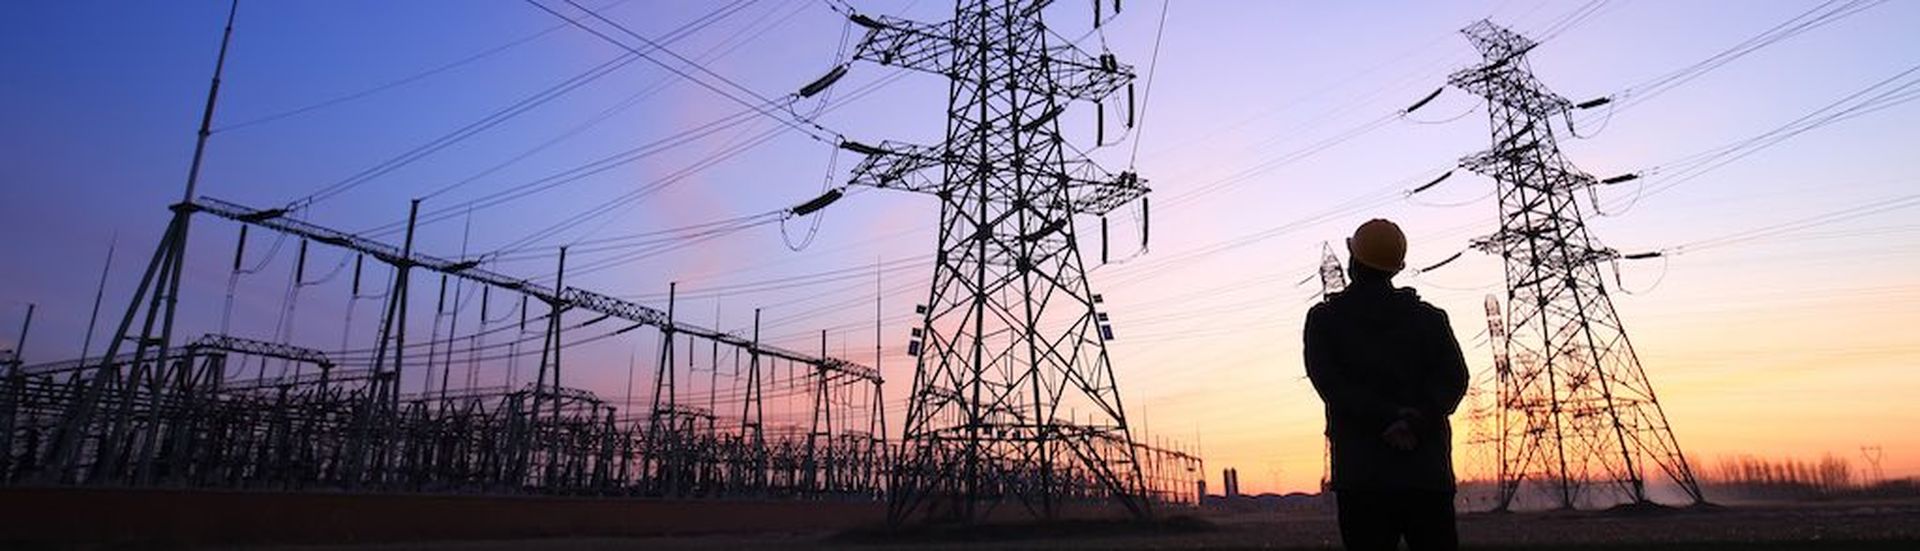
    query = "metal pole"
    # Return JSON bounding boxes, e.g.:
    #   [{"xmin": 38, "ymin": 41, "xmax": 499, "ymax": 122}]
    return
[
  {"xmin": 392, "ymin": 199, "xmax": 420, "ymax": 410},
  {"xmin": 181, "ymin": 0, "xmax": 238, "ymax": 204},
  {"xmin": 36, "ymin": 0, "xmax": 238, "ymax": 483},
  {"xmin": 80, "ymin": 237, "xmax": 115, "ymax": 359},
  {"xmin": 11, "ymin": 304, "xmax": 32, "ymax": 368}
]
